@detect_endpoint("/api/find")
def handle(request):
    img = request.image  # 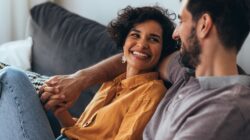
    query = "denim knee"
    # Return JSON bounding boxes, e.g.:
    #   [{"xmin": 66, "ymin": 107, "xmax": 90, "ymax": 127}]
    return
[
  {"xmin": 0, "ymin": 67, "xmax": 28, "ymax": 83},
  {"xmin": 0, "ymin": 67, "xmax": 55, "ymax": 140},
  {"xmin": 0, "ymin": 67, "xmax": 31, "ymax": 98}
]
